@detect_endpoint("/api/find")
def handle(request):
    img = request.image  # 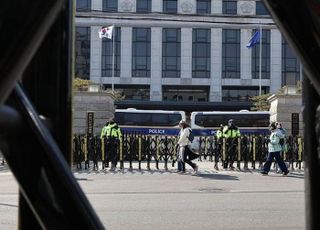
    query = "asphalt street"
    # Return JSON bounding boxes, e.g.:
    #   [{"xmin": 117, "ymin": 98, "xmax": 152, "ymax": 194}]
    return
[{"xmin": 0, "ymin": 161, "xmax": 305, "ymax": 230}]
